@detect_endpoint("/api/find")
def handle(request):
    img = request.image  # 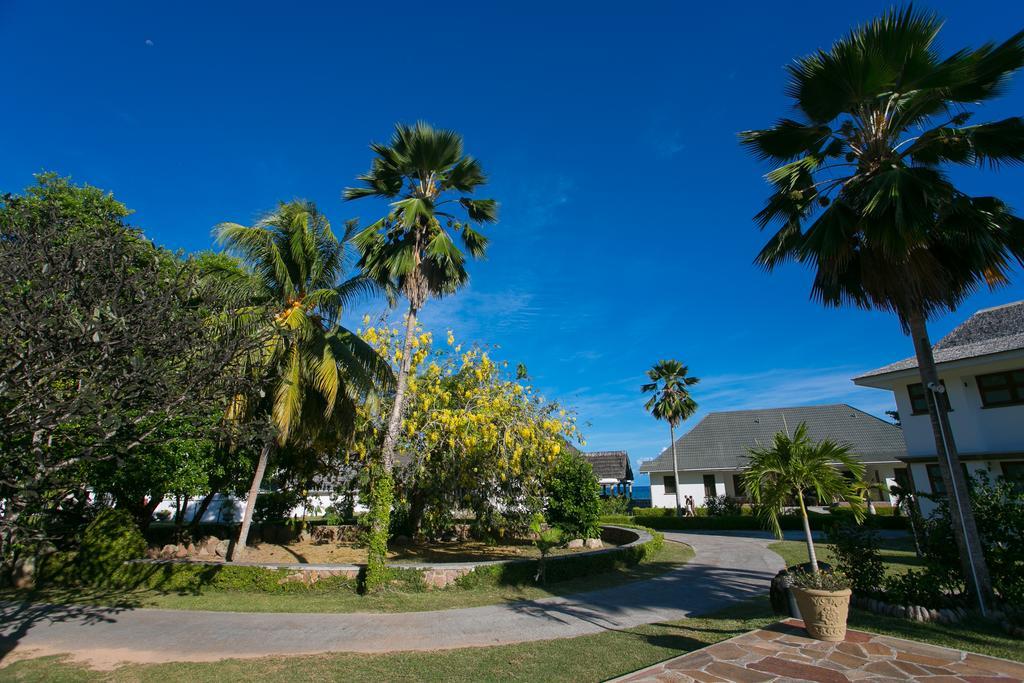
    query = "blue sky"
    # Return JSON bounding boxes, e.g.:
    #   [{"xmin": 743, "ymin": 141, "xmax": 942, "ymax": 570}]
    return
[{"xmin": 4, "ymin": 1, "xmax": 1024, "ymax": 483}]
